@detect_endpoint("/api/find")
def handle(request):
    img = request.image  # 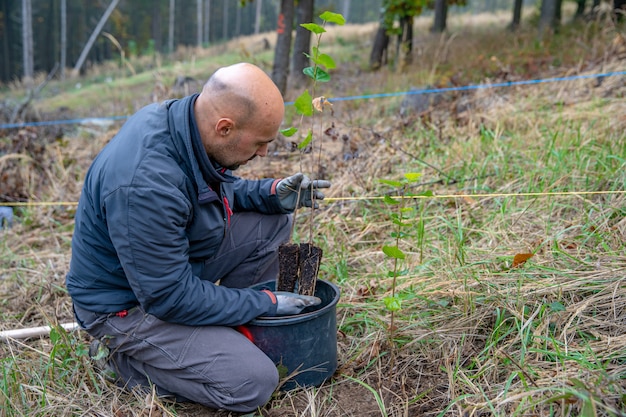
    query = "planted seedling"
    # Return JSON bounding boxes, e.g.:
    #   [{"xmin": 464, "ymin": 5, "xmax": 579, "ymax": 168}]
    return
[
  {"xmin": 277, "ymin": 11, "xmax": 345, "ymax": 298},
  {"xmin": 380, "ymin": 173, "xmax": 432, "ymax": 352}
]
